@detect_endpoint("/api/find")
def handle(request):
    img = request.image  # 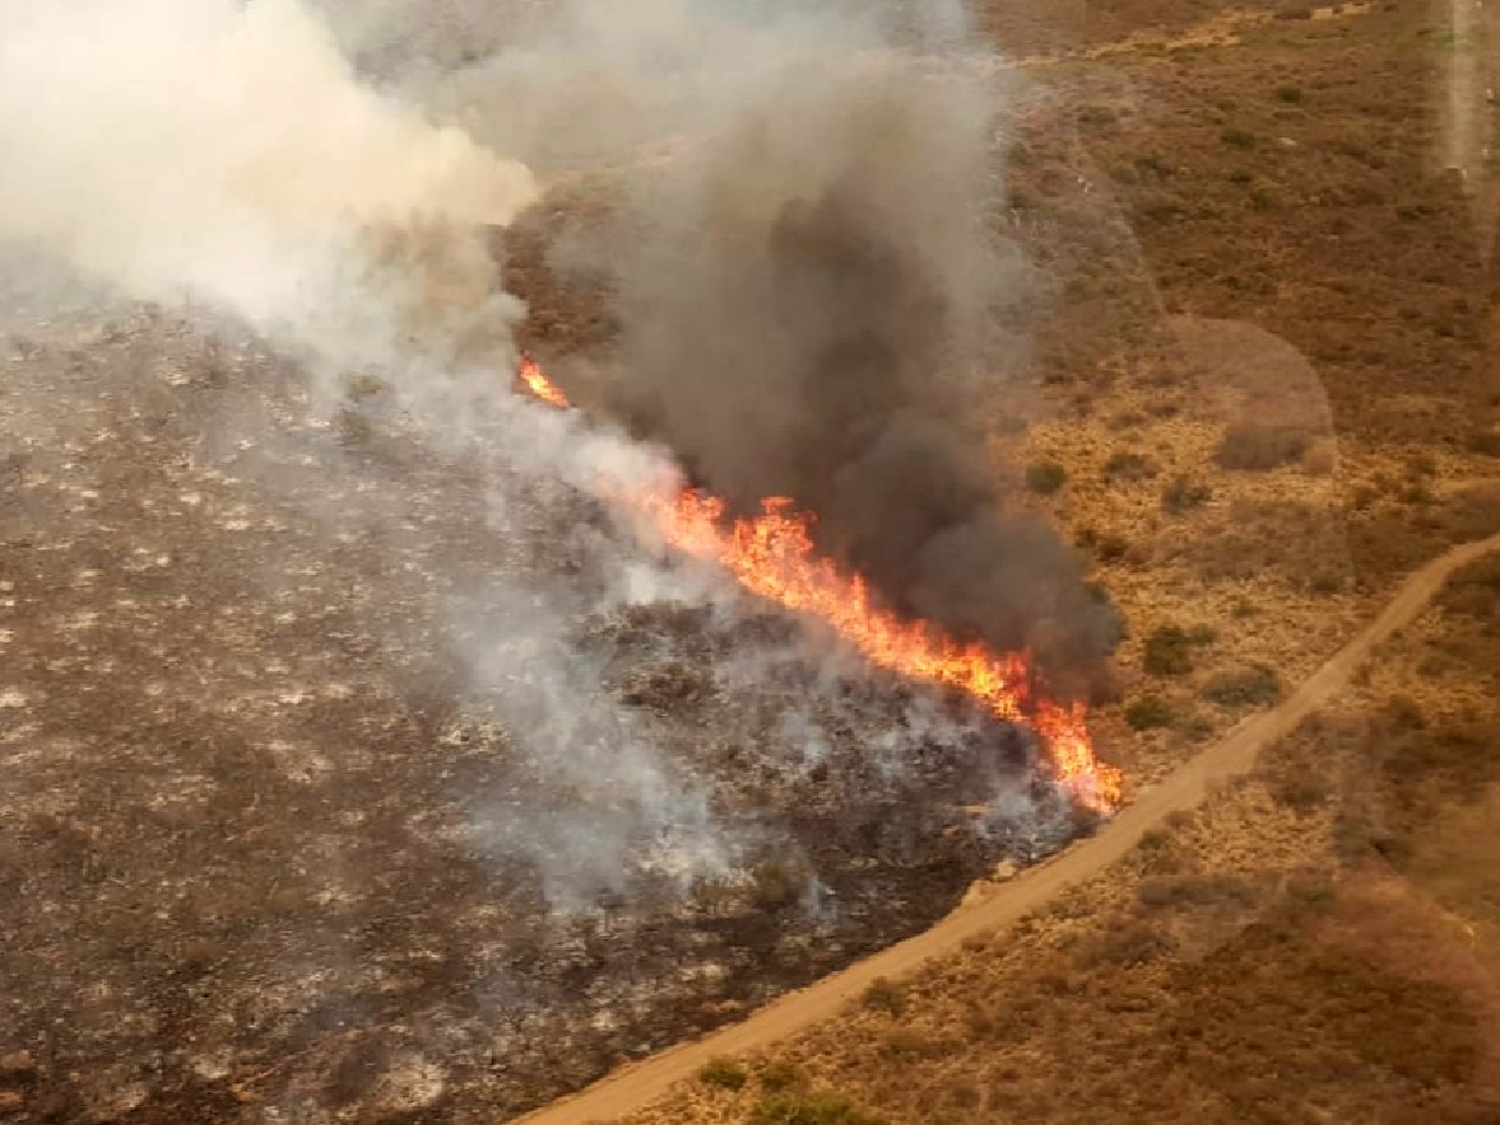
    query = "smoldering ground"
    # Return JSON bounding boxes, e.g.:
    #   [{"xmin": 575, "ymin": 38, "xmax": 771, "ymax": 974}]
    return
[{"xmin": 0, "ymin": 0, "xmax": 1110, "ymax": 1117}]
